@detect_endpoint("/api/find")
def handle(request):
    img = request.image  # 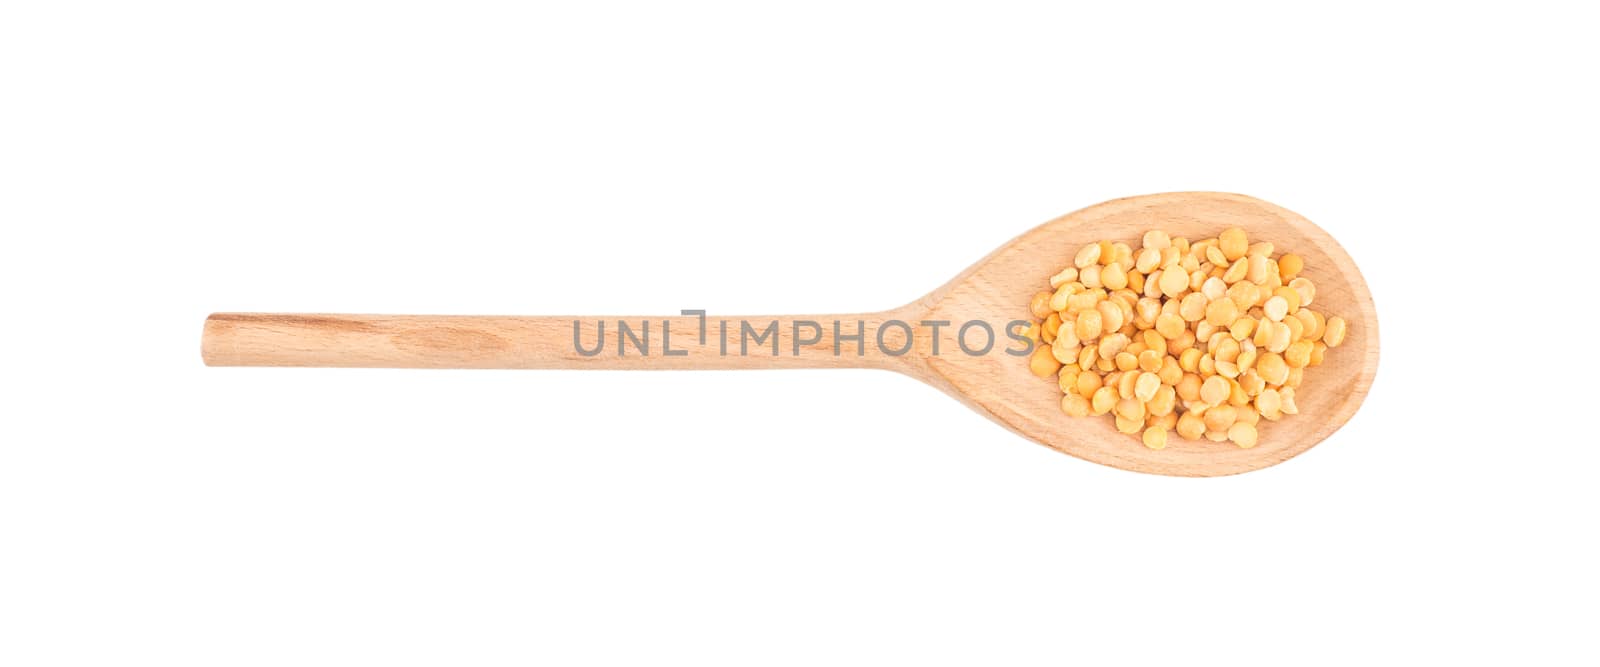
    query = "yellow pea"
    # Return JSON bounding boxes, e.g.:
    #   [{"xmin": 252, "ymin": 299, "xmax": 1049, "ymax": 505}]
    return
[
  {"xmin": 1227, "ymin": 422, "xmax": 1258, "ymax": 448},
  {"xmin": 1215, "ymin": 337, "xmax": 1241, "ymax": 363},
  {"xmin": 1228, "ymin": 377, "xmax": 1250, "ymax": 406},
  {"xmin": 1258, "ymin": 352, "xmax": 1290, "ymax": 385},
  {"xmin": 1076, "ymin": 370, "xmax": 1103, "ymax": 397},
  {"xmin": 1061, "ymin": 393, "xmax": 1090, "ymax": 417},
  {"xmin": 1140, "ymin": 329, "xmax": 1164, "ymax": 350},
  {"xmin": 1080, "ymin": 265, "xmax": 1102, "ymax": 289},
  {"xmin": 1134, "ymin": 297, "xmax": 1161, "ymax": 327},
  {"xmin": 1077, "ymin": 346, "xmax": 1098, "ymax": 373},
  {"xmin": 1091, "ymin": 386, "xmax": 1117, "ymax": 415},
  {"xmin": 1176, "ymin": 348, "xmax": 1200, "ymax": 373},
  {"xmin": 1049, "ymin": 267, "xmax": 1079, "ymax": 289},
  {"xmin": 1158, "ymin": 355, "xmax": 1184, "ymax": 385},
  {"xmin": 1115, "ymin": 414, "xmax": 1144, "ymax": 434},
  {"xmin": 1148, "ymin": 385, "xmax": 1177, "ymax": 417},
  {"xmin": 1219, "ymin": 227, "xmax": 1249, "ymax": 260},
  {"xmin": 1240, "ymin": 369, "xmax": 1265, "ymax": 396},
  {"xmin": 1118, "ymin": 370, "xmax": 1140, "ymax": 398},
  {"xmin": 1278, "ymin": 253, "xmax": 1304, "ymax": 279},
  {"xmin": 1111, "ymin": 242, "xmax": 1133, "ymax": 265},
  {"xmin": 1280, "ymin": 388, "xmax": 1300, "ymax": 415},
  {"xmin": 1176, "ymin": 412, "xmax": 1206, "ymax": 440},
  {"xmin": 1256, "ymin": 388, "xmax": 1282, "ymax": 420},
  {"xmin": 1102, "ymin": 262, "xmax": 1128, "ymax": 290},
  {"xmin": 1051, "ymin": 337, "xmax": 1078, "ymax": 365},
  {"xmin": 1263, "ymin": 296, "xmax": 1289, "ymax": 322},
  {"xmin": 1177, "ymin": 373, "xmax": 1203, "ymax": 402},
  {"xmin": 1029, "ymin": 345, "xmax": 1061, "ymax": 377},
  {"xmin": 1272, "ymin": 286, "xmax": 1302, "ymax": 314},
  {"xmin": 1205, "ymin": 297, "xmax": 1239, "ymax": 327},
  {"xmin": 1158, "ymin": 266, "xmax": 1190, "ymax": 297},
  {"xmin": 1160, "ymin": 246, "xmax": 1182, "ymax": 268},
  {"xmin": 1065, "ymin": 291, "xmax": 1096, "ymax": 313},
  {"xmin": 1147, "ymin": 412, "xmax": 1178, "ymax": 431},
  {"xmin": 1096, "ymin": 332, "xmax": 1129, "ymax": 360},
  {"xmin": 1138, "ymin": 349, "xmax": 1164, "ymax": 372},
  {"xmin": 1167, "ymin": 329, "xmax": 1196, "ymax": 356},
  {"xmin": 1074, "ymin": 243, "xmax": 1102, "ymax": 268},
  {"xmin": 1075, "ymin": 309, "xmax": 1102, "ymax": 340},
  {"xmin": 1229, "ymin": 316, "xmax": 1257, "ymax": 341},
  {"xmin": 1048, "ymin": 283, "xmax": 1074, "ymax": 312},
  {"xmin": 1284, "ymin": 340, "xmax": 1314, "ymax": 368},
  {"xmin": 1324, "ymin": 316, "xmax": 1348, "ymax": 347},
  {"xmin": 1247, "ymin": 254, "xmax": 1270, "ymax": 284},
  {"xmin": 1282, "ymin": 314, "xmax": 1305, "ymax": 343},
  {"xmin": 1200, "ymin": 375, "xmax": 1230, "ymax": 405},
  {"xmin": 1057, "ymin": 365, "xmax": 1080, "ymax": 393},
  {"xmin": 1266, "ymin": 320, "xmax": 1292, "ymax": 353},
  {"xmin": 1179, "ymin": 292, "xmax": 1209, "ymax": 321},
  {"xmin": 1135, "ymin": 247, "xmax": 1162, "ymax": 273},
  {"xmin": 1030, "ymin": 291, "xmax": 1052, "ymax": 319},
  {"xmin": 1288, "ymin": 277, "xmax": 1316, "ymax": 307},
  {"xmin": 1223, "ymin": 256, "xmax": 1249, "ymax": 283},
  {"xmin": 1142, "ymin": 426, "xmax": 1168, "ymax": 450},
  {"xmin": 1135, "ymin": 372, "xmax": 1162, "ymax": 402},
  {"xmin": 1236, "ymin": 348, "xmax": 1258, "ymax": 373},
  {"xmin": 1203, "ymin": 404, "xmax": 1238, "ymax": 432},
  {"xmin": 1115, "ymin": 397, "xmax": 1146, "ymax": 422},
  {"xmin": 1096, "ymin": 299, "xmax": 1125, "ymax": 333},
  {"xmin": 1155, "ymin": 312, "xmax": 1186, "ymax": 338},
  {"xmin": 1227, "ymin": 281, "xmax": 1260, "ymax": 310}
]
